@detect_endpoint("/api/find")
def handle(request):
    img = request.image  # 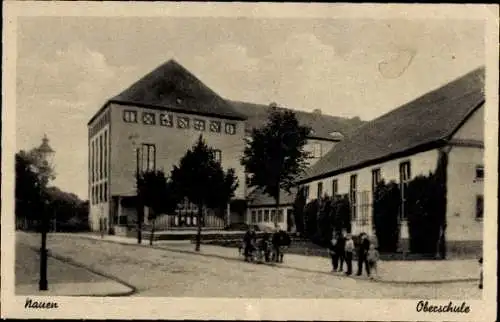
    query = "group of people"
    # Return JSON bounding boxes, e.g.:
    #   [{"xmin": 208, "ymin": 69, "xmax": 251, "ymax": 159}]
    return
[
  {"xmin": 241, "ymin": 226, "xmax": 291, "ymax": 264},
  {"xmin": 328, "ymin": 231, "xmax": 379, "ymax": 279}
]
